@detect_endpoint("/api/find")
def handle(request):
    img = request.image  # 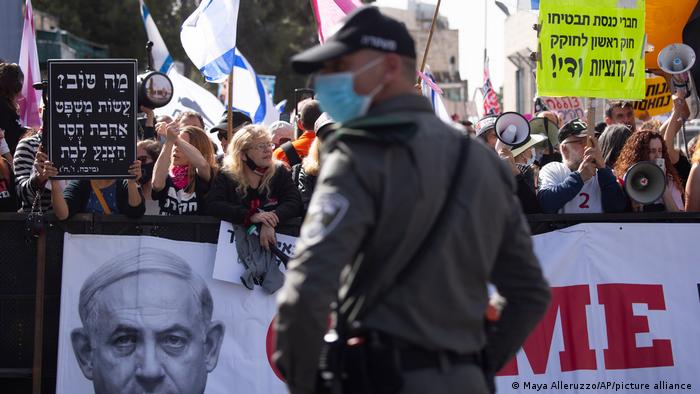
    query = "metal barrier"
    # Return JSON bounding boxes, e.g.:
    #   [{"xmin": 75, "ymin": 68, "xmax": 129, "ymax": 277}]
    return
[{"xmin": 0, "ymin": 212, "xmax": 698, "ymax": 393}]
